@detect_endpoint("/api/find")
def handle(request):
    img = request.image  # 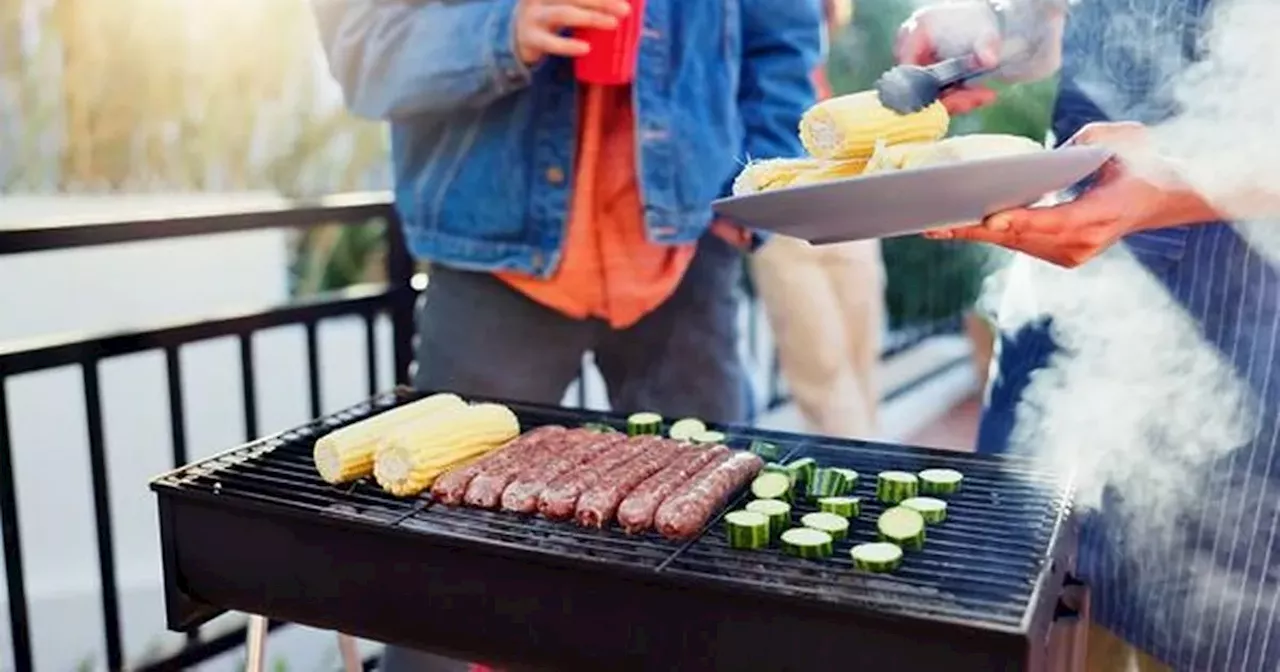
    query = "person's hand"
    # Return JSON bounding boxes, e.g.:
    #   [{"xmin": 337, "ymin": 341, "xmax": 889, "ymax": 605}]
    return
[
  {"xmin": 514, "ymin": 0, "xmax": 632, "ymax": 66},
  {"xmin": 894, "ymin": 2, "xmax": 1003, "ymax": 114},
  {"xmin": 923, "ymin": 122, "xmax": 1220, "ymax": 268}
]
